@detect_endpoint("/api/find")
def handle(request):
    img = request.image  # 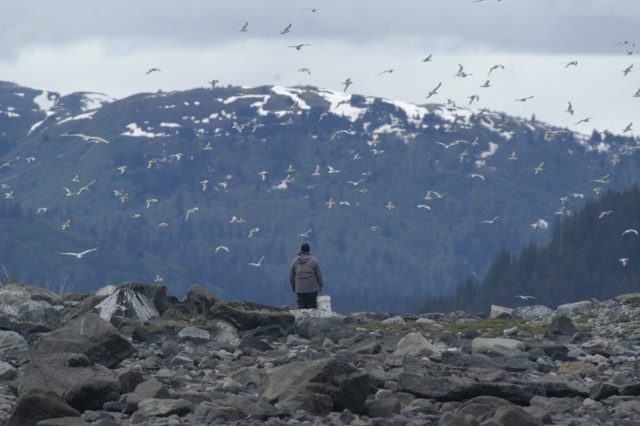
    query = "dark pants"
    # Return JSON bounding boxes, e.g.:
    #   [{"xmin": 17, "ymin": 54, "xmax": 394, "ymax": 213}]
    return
[{"xmin": 297, "ymin": 291, "xmax": 318, "ymax": 309}]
